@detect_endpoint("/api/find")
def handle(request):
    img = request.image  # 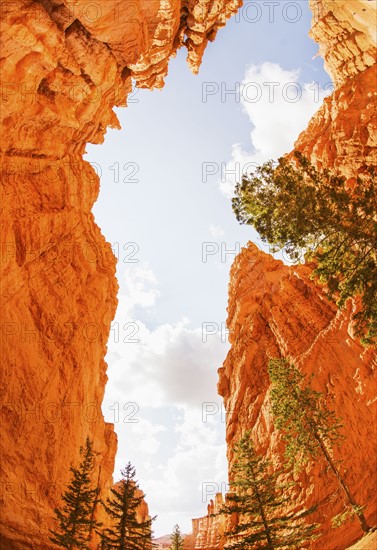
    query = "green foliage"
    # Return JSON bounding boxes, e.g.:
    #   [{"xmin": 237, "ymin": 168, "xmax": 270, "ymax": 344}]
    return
[
  {"xmin": 220, "ymin": 431, "xmax": 318, "ymax": 549},
  {"xmin": 49, "ymin": 437, "xmax": 101, "ymax": 549},
  {"xmin": 169, "ymin": 524, "xmax": 184, "ymax": 550},
  {"xmin": 100, "ymin": 462, "xmax": 156, "ymax": 550},
  {"xmin": 331, "ymin": 505, "xmax": 366, "ymax": 528},
  {"xmin": 232, "ymin": 152, "xmax": 377, "ymax": 344},
  {"xmin": 268, "ymin": 358, "xmax": 369, "ymax": 533},
  {"xmin": 268, "ymin": 359, "xmax": 343, "ymax": 472}
]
